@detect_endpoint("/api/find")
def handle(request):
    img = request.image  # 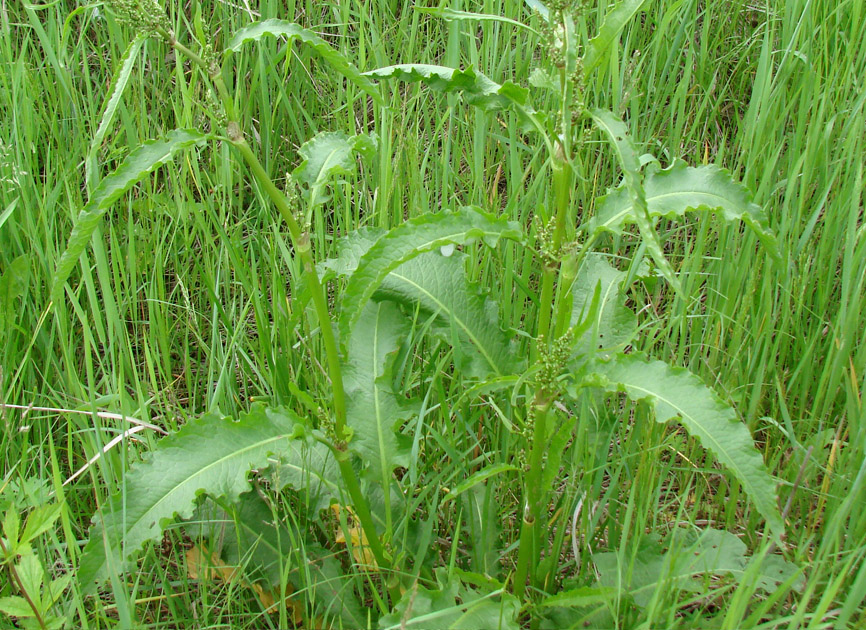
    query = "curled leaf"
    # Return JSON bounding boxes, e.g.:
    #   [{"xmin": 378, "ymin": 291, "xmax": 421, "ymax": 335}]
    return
[
  {"xmin": 52, "ymin": 129, "xmax": 208, "ymax": 303},
  {"xmin": 225, "ymin": 19, "xmax": 384, "ymax": 106},
  {"xmin": 338, "ymin": 207, "xmax": 522, "ymax": 346}
]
